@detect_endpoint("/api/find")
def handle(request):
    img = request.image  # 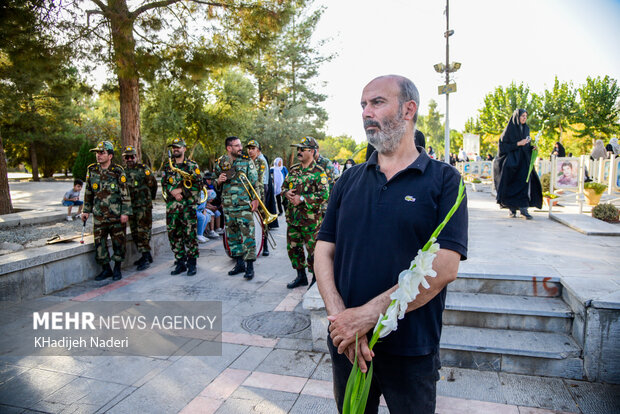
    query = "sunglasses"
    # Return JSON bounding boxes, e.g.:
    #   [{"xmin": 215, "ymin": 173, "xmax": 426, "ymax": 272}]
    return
[{"xmin": 124, "ymin": 155, "xmax": 135, "ymax": 159}]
